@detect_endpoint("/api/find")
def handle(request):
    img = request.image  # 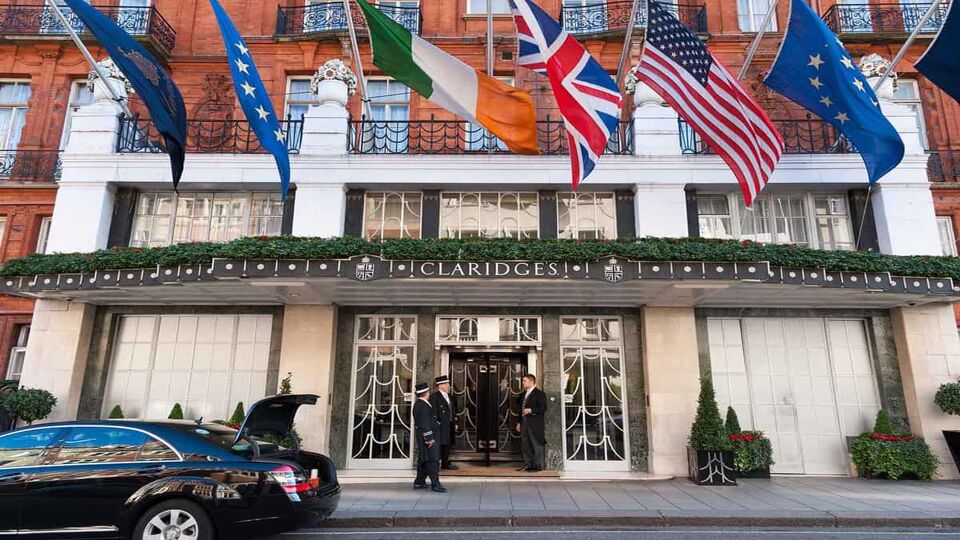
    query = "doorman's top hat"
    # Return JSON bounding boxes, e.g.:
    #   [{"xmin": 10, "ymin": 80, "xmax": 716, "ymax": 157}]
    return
[
  {"xmin": 435, "ymin": 375, "xmax": 450, "ymax": 385},
  {"xmin": 415, "ymin": 383, "xmax": 429, "ymax": 395}
]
